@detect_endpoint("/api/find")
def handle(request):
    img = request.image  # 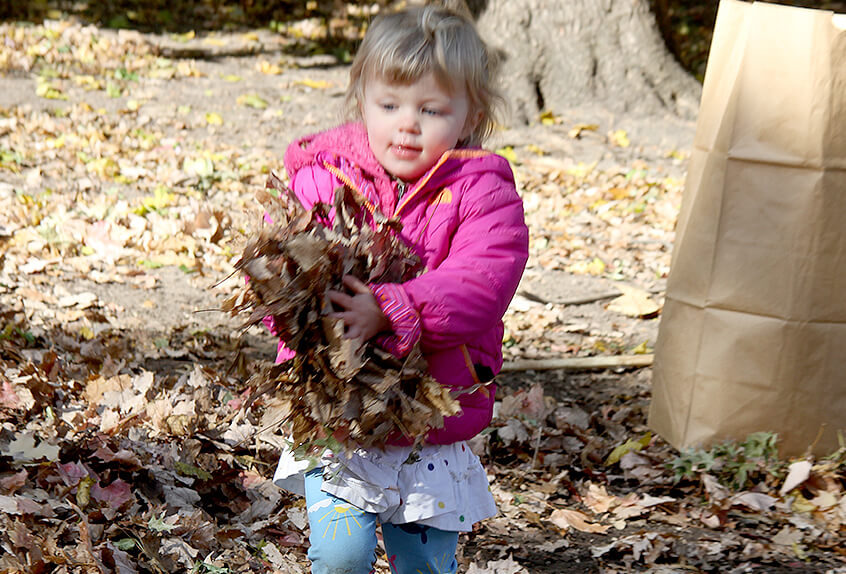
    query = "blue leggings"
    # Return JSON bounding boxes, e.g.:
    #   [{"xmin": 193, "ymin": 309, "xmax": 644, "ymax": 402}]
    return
[{"xmin": 304, "ymin": 469, "xmax": 459, "ymax": 574}]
